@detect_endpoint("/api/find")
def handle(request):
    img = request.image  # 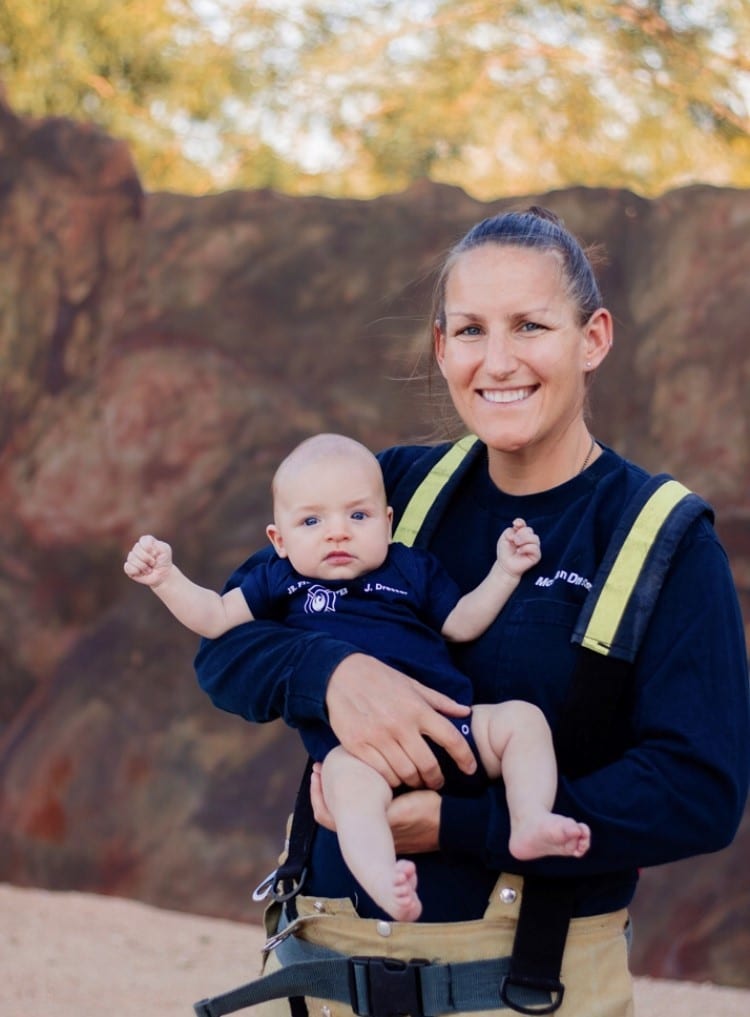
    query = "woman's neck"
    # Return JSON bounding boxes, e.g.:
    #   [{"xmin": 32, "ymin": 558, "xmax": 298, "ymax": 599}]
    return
[{"xmin": 486, "ymin": 429, "xmax": 600, "ymax": 495}]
